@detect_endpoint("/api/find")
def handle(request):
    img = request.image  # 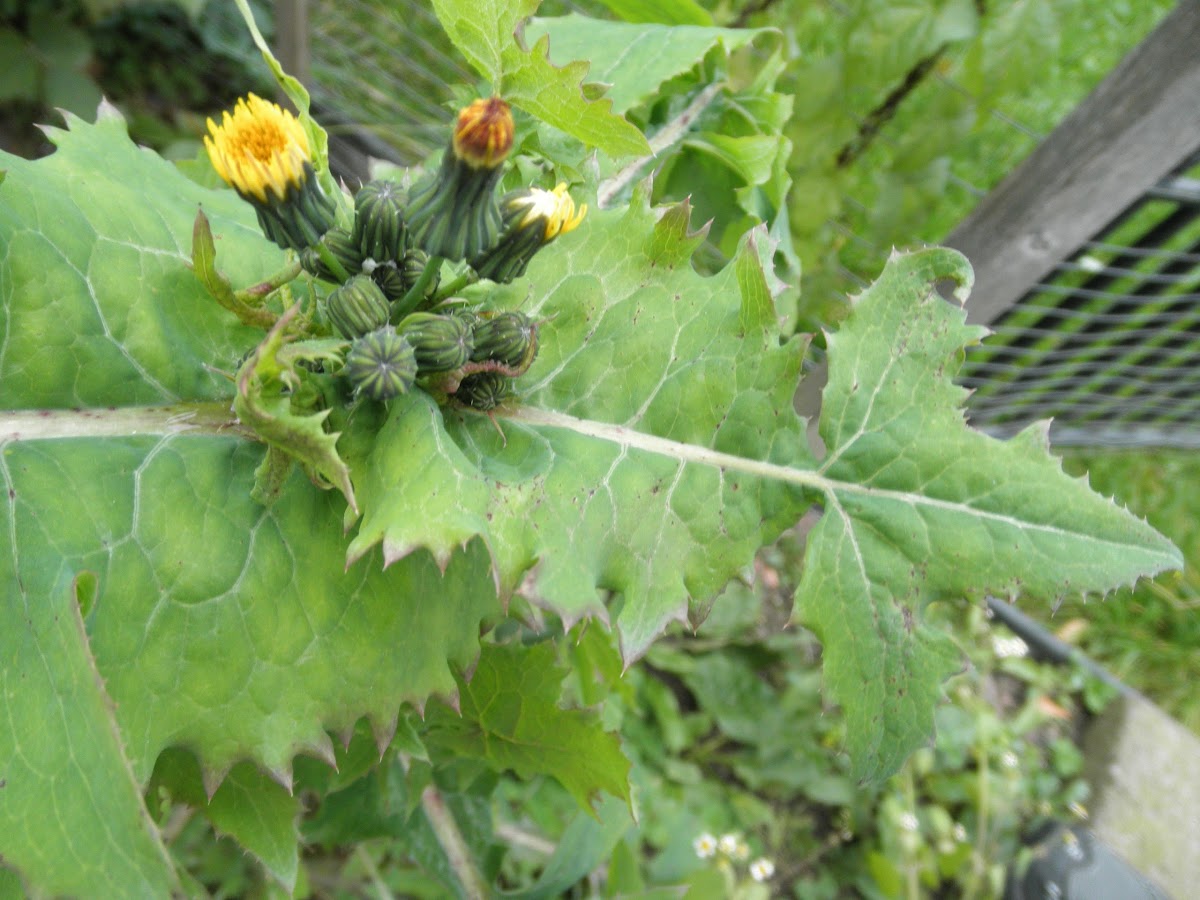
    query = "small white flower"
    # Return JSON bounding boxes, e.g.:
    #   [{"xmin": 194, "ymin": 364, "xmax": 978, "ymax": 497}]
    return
[
  {"xmin": 749, "ymin": 858, "xmax": 775, "ymax": 882},
  {"xmin": 992, "ymin": 634, "xmax": 1029, "ymax": 659},
  {"xmin": 718, "ymin": 833, "xmax": 740, "ymax": 855},
  {"xmin": 693, "ymin": 832, "xmax": 717, "ymax": 858},
  {"xmin": 953, "ymin": 822, "xmax": 967, "ymax": 842},
  {"xmin": 733, "ymin": 838, "xmax": 750, "ymax": 861},
  {"xmin": 1002, "ymin": 750, "xmax": 1020, "ymax": 769},
  {"xmin": 899, "ymin": 812, "xmax": 919, "ymax": 832}
]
